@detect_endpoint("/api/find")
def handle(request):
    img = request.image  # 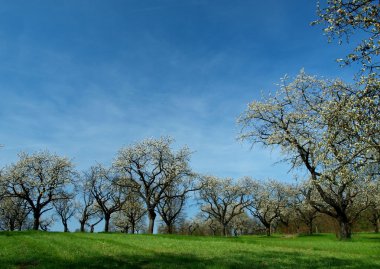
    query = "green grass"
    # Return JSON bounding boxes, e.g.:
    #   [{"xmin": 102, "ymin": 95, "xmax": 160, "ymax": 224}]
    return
[{"xmin": 0, "ymin": 232, "xmax": 379, "ymax": 268}]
